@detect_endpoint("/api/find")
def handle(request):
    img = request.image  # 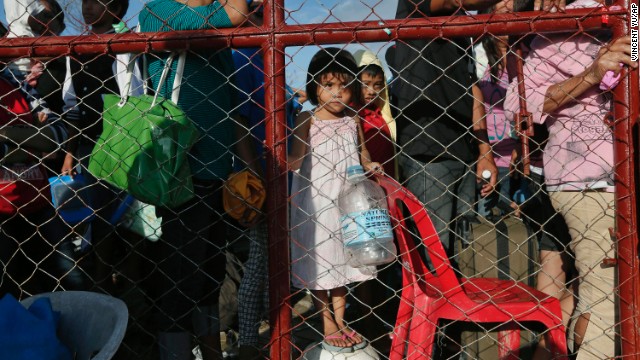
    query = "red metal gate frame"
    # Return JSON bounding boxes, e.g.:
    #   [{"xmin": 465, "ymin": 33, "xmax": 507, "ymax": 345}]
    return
[{"xmin": 0, "ymin": 1, "xmax": 637, "ymax": 357}]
